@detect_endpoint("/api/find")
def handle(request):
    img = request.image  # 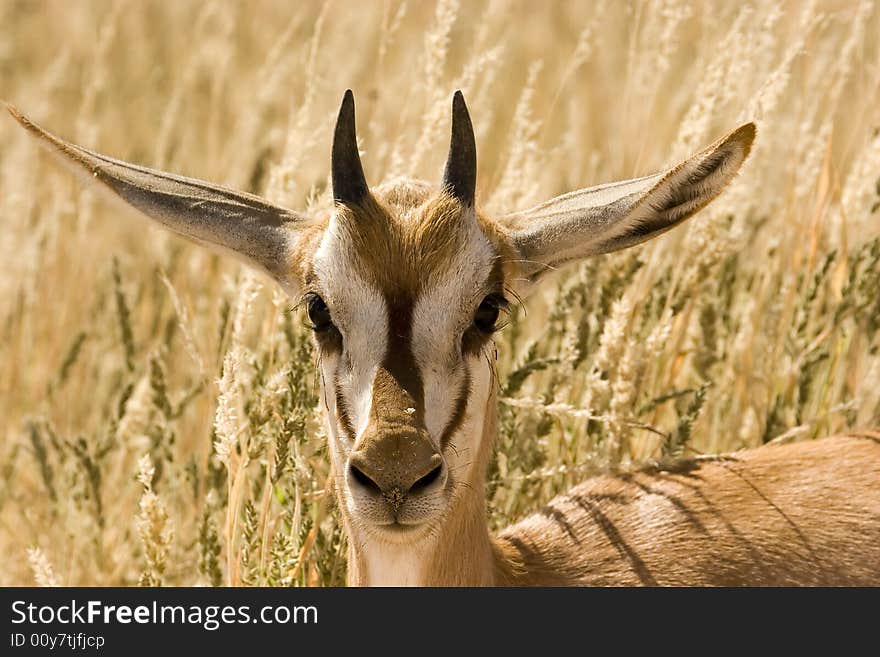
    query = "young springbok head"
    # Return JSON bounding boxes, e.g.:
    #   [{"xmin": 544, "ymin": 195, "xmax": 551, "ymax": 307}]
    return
[{"xmin": 8, "ymin": 92, "xmax": 755, "ymax": 585}]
